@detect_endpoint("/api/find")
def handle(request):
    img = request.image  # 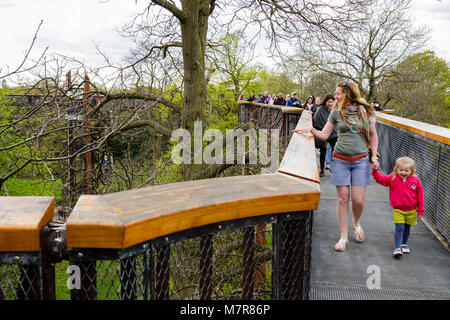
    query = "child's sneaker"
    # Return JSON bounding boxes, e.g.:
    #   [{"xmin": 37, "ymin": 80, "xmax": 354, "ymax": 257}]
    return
[
  {"xmin": 393, "ymin": 248, "xmax": 403, "ymax": 257},
  {"xmin": 401, "ymin": 244, "xmax": 410, "ymax": 254}
]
